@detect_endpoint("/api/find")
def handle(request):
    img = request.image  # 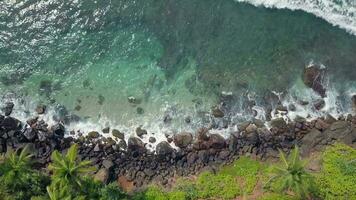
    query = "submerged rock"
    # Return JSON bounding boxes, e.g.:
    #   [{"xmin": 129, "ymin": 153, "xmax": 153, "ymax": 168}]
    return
[
  {"xmin": 149, "ymin": 137, "xmax": 156, "ymax": 143},
  {"xmin": 212, "ymin": 106, "xmax": 224, "ymax": 118}
]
